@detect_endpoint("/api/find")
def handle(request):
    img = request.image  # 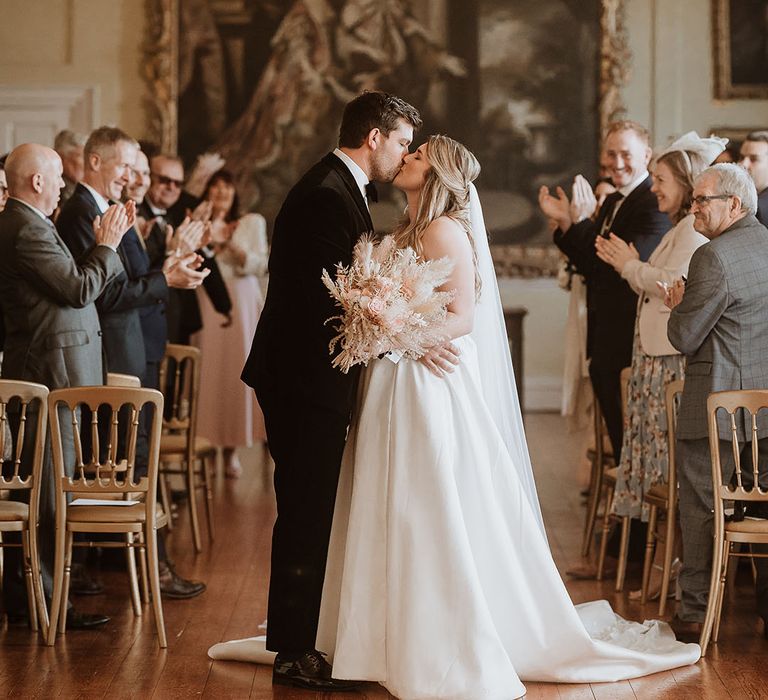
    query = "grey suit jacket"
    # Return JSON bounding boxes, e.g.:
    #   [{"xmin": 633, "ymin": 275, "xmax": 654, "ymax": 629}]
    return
[
  {"xmin": 668, "ymin": 214, "xmax": 768, "ymax": 440},
  {"xmin": 0, "ymin": 198, "xmax": 122, "ymax": 388}
]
